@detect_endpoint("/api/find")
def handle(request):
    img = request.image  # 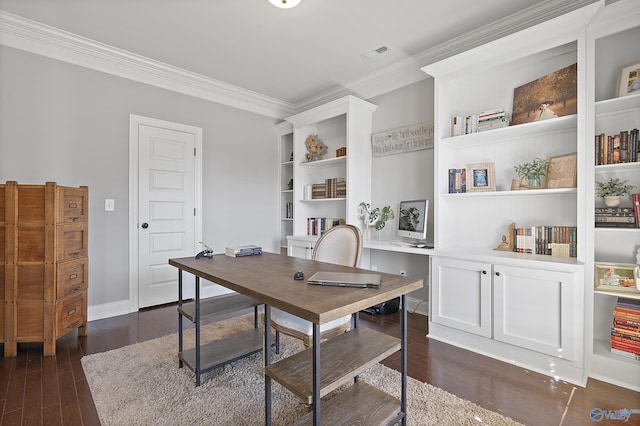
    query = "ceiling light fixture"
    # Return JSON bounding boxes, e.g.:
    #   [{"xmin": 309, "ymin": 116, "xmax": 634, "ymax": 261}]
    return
[{"xmin": 269, "ymin": 0, "xmax": 301, "ymax": 8}]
